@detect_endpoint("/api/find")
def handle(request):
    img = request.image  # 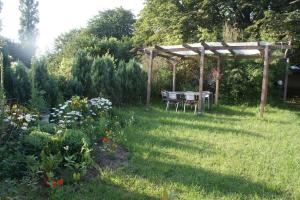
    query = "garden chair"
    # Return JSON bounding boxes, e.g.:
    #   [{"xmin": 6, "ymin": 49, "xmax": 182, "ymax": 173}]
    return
[
  {"xmin": 161, "ymin": 90, "xmax": 167, "ymax": 102},
  {"xmin": 166, "ymin": 92, "xmax": 180, "ymax": 112},
  {"xmin": 184, "ymin": 92, "xmax": 198, "ymax": 114}
]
